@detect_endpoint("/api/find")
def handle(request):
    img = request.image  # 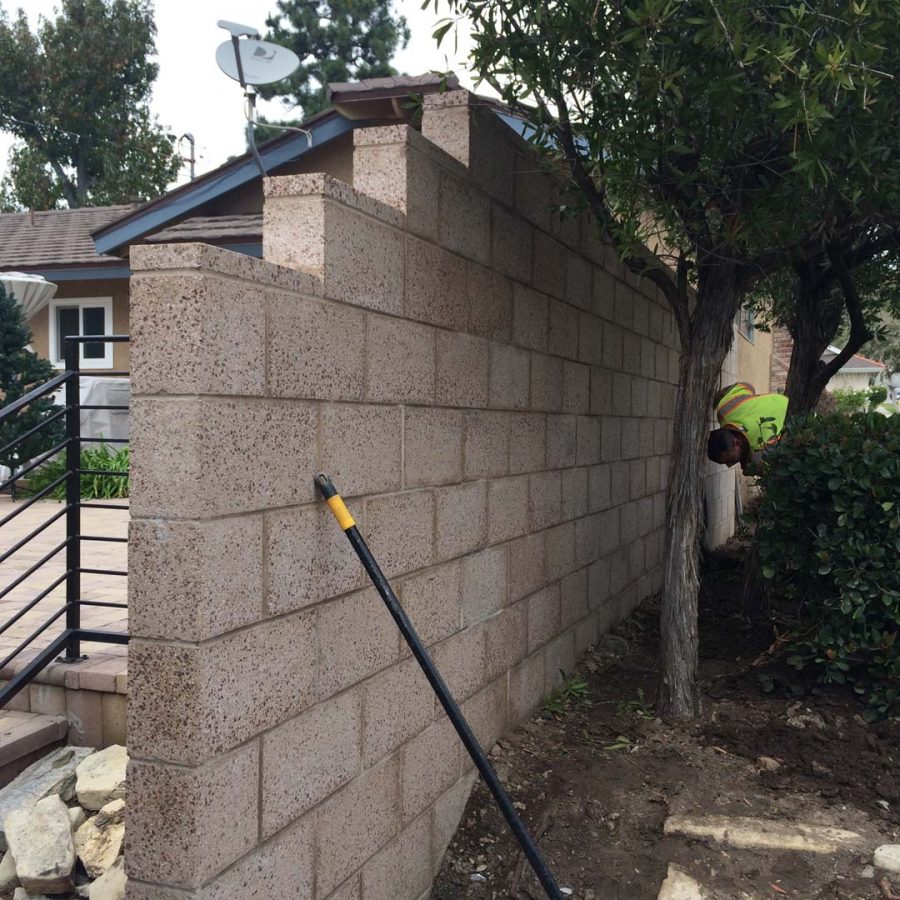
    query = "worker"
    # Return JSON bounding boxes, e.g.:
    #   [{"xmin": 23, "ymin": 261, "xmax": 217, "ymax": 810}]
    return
[{"xmin": 707, "ymin": 382, "xmax": 788, "ymax": 475}]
